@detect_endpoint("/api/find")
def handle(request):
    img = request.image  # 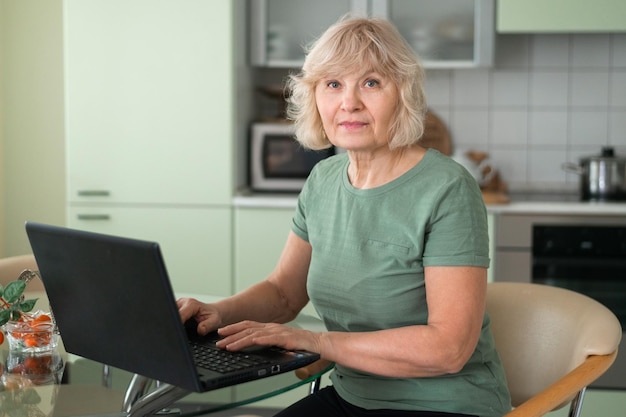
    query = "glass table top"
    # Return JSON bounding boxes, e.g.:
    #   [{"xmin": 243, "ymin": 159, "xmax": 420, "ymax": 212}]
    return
[
  {"xmin": 1, "ymin": 350, "xmax": 332, "ymax": 417},
  {"xmin": 1, "ymin": 291, "xmax": 331, "ymax": 417}
]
